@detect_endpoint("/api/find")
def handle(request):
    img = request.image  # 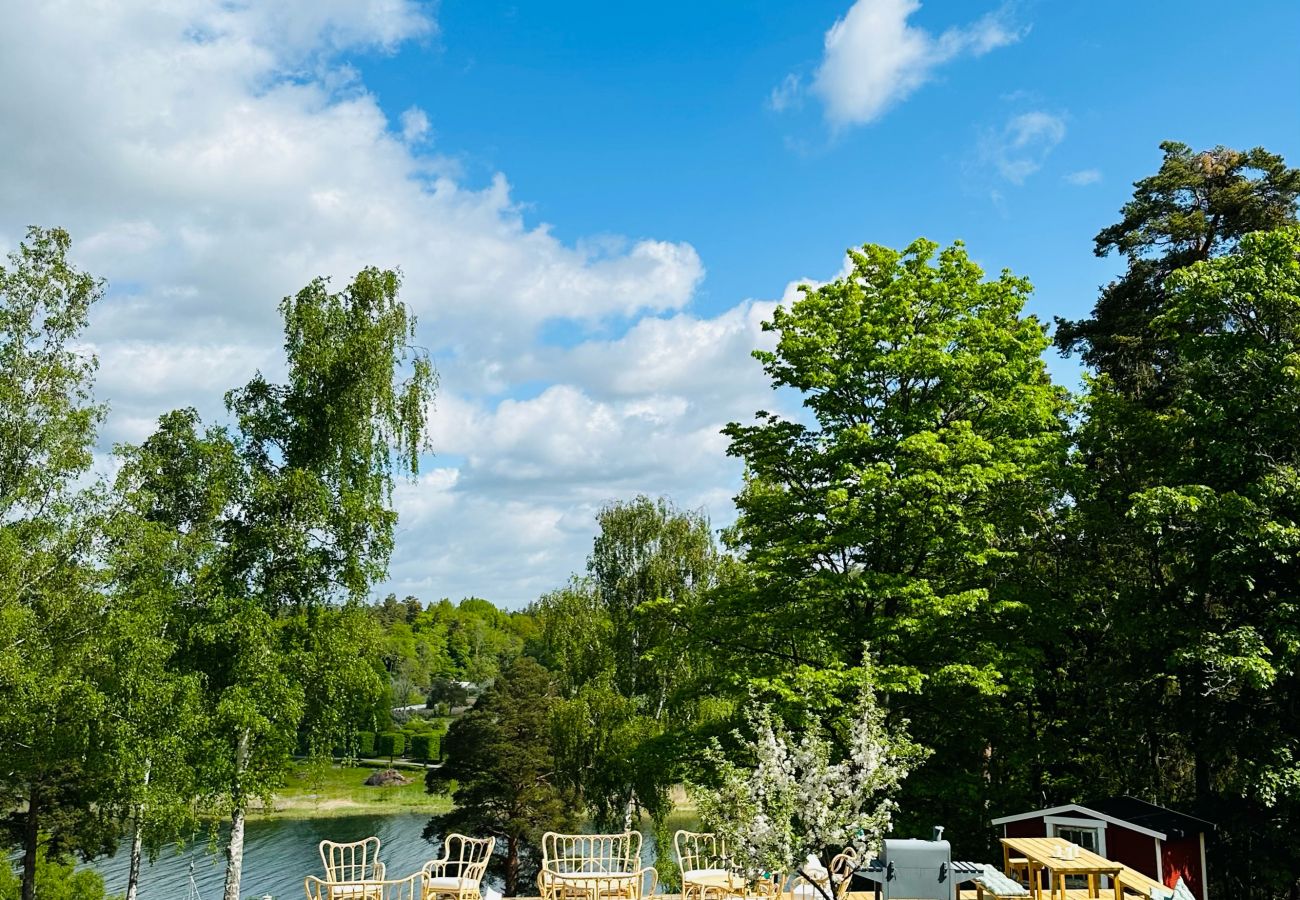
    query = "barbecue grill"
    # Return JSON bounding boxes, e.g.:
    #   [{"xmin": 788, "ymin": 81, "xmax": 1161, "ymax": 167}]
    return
[{"xmin": 859, "ymin": 828, "xmax": 982, "ymax": 900}]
